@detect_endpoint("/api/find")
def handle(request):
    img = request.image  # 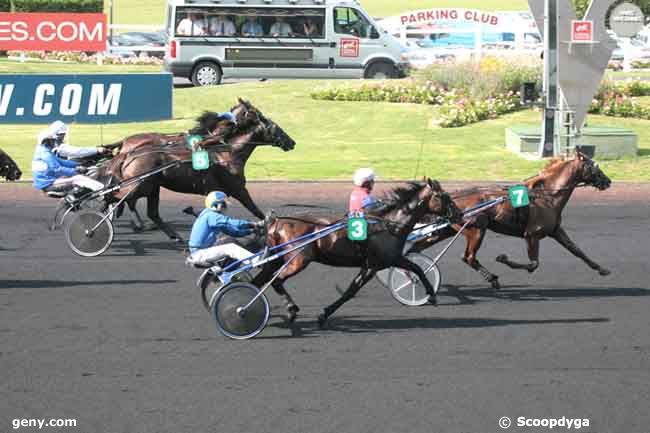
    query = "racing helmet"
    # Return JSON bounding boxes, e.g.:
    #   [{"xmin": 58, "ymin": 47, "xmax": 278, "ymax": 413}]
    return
[
  {"xmin": 50, "ymin": 120, "xmax": 68, "ymax": 144},
  {"xmin": 353, "ymin": 168, "xmax": 376, "ymax": 187},
  {"xmin": 217, "ymin": 111, "xmax": 237, "ymax": 125},
  {"xmin": 205, "ymin": 191, "xmax": 228, "ymax": 211}
]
